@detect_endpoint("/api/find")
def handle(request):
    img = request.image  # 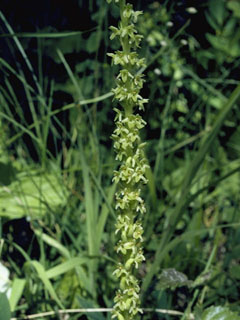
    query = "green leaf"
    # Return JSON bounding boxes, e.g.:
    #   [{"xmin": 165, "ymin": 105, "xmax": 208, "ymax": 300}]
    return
[
  {"xmin": 209, "ymin": 0, "xmax": 226, "ymax": 26},
  {"xmin": 142, "ymin": 82, "xmax": 240, "ymax": 294},
  {"xmin": 223, "ymin": 18, "xmax": 237, "ymax": 37},
  {"xmin": 205, "ymin": 11, "xmax": 219, "ymax": 31},
  {"xmin": 9, "ymin": 278, "xmax": 26, "ymax": 312},
  {"xmin": 0, "ymin": 30, "xmax": 96, "ymax": 38},
  {"xmin": 0, "ymin": 162, "xmax": 16, "ymax": 185},
  {"xmin": 157, "ymin": 268, "xmax": 193, "ymax": 290},
  {"xmin": 86, "ymin": 32, "xmax": 99, "ymax": 53},
  {"xmin": 227, "ymin": 0, "xmax": 240, "ymax": 18},
  {"xmin": 194, "ymin": 305, "xmax": 204, "ymax": 320},
  {"xmin": 229, "ymin": 265, "xmax": 240, "ymax": 281},
  {"xmin": 201, "ymin": 306, "xmax": 240, "ymax": 320},
  {"xmin": 227, "ymin": 126, "xmax": 240, "ymax": 157},
  {"xmin": 46, "ymin": 257, "xmax": 92, "ymax": 296},
  {"xmin": 0, "ymin": 293, "xmax": 11, "ymax": 320},
  {"xmin": 0, "ymin": 171, "xmax": 68, "ymax": 219},
  {"xmin": 25, "ymin": 260, "xmax": 64, "ymax": 309},
  {"xmin": 46, "ymin": 257, "xmax": 88, "ymax": 279},
  {"xmin": 206, "ymin": 33, "xmax": 227, "ymax": 51},
  {"xmin": 34, "ymin": 230, "xmax": 71, "ymax": 259}
]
